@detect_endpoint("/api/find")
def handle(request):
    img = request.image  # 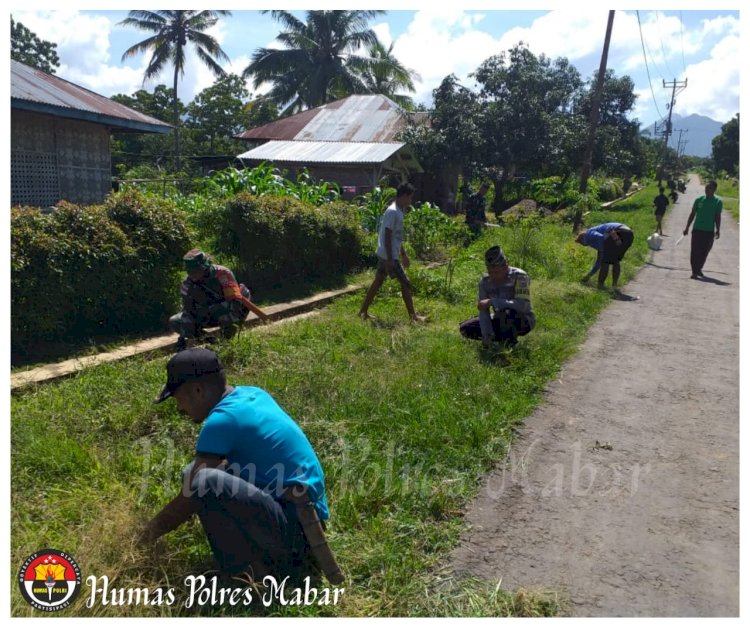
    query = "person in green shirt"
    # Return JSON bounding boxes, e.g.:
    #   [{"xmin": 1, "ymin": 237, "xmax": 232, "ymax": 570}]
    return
[{"xmin": 683, "ymin": 180, "xmax": 722, "ymax": 279}]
